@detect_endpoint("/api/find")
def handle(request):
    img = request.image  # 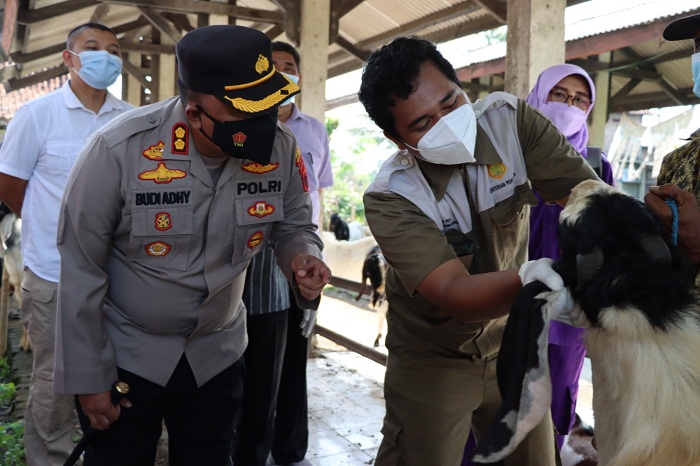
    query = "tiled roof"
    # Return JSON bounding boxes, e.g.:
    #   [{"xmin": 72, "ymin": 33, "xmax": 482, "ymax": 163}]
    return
[{"xmin": 0, "ymin": 73, "xmax": 69, "ymax": 124}]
